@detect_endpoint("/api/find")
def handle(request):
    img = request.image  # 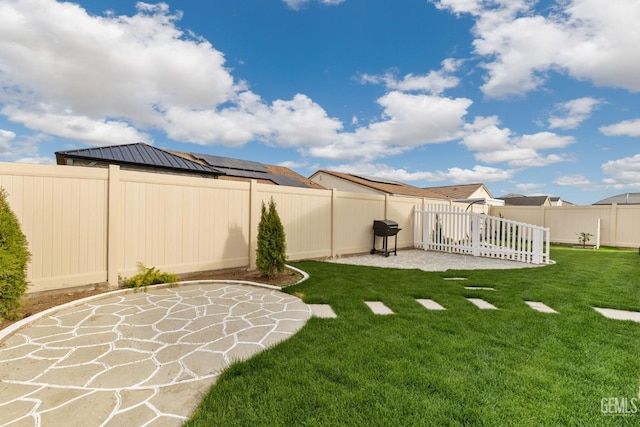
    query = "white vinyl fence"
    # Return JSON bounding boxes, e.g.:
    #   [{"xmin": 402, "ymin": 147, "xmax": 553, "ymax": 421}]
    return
[{"xmin": 414, "ymin": 204, "xmax": 551, "ymax": 264}]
